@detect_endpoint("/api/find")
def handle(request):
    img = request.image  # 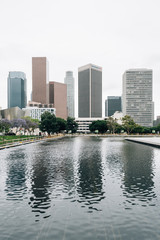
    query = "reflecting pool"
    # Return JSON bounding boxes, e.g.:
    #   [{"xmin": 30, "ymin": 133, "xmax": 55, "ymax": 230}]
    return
[{"xmin": 0, "ymin": 136, "xmax": 160, "ymax": 239}]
